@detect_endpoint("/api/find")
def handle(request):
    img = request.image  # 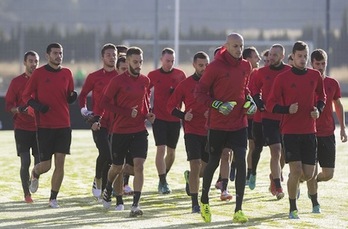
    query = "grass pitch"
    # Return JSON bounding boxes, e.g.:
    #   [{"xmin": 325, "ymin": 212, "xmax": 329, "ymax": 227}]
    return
[{"xmin": 0, "ymin": 128, "xmax": 347, "ymax": 229}]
